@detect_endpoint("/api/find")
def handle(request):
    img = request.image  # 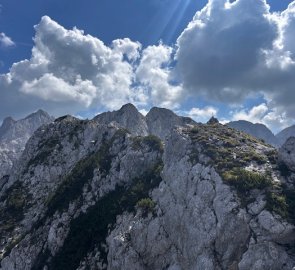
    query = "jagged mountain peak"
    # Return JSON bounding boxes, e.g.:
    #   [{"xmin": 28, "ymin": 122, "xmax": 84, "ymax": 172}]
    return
[
  {"xmin": 118, "ymin": 103, "xmax": 139, "ymax": 113},
  {"xmin": 54, "ymin": 114, "xmax": 79, "ymax": 123},
  {"xmin": 0, "ymin": 117, "xmax": 16, "ymax": 136},
  {"xmin": 2, "ymin": 116, "xmax": 16, "ymax": 125},
  {"xmin": 25, "ymin": 109, "xmax": 51, "ymax": 120},
  {"xmin": 94, "ymin": 104, "xmax": 148, "ymax": 136},
  {"xmin": 146, "ymin": 106, "xmax": 196, "ymax": 140},
  {"xmin": 147, "ymin": 106, "xmax": 177, "ymax": 117},
  {"xmin": 0, "ymin": 110, "xmax": 54, "ymax": 178}
]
